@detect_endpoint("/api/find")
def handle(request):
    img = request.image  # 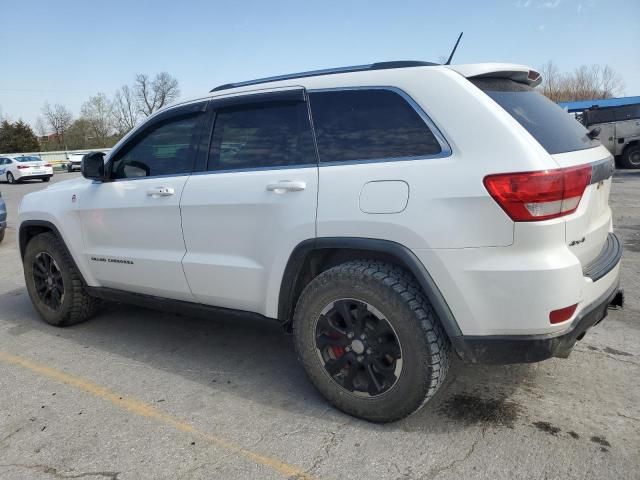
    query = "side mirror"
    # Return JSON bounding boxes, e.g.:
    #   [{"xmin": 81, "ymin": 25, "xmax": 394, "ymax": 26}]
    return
[{"xmin": 82, "ymin": 152, "xmax": 106, "ymax": 181}]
